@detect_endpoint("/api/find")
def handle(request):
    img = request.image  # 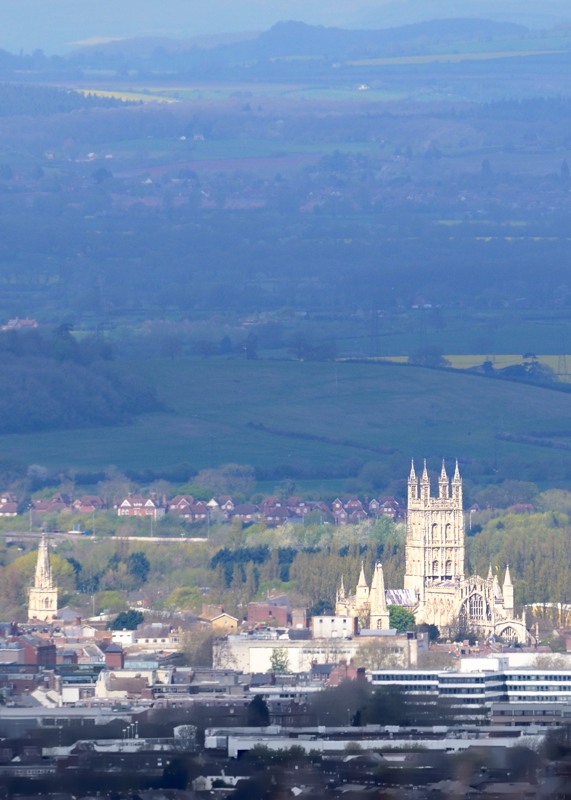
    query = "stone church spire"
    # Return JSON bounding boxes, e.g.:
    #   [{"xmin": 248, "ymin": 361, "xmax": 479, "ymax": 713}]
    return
[
  {"xmin": 369, "ymin": 562, "xmax": 390, "ymax": 630},
  {"xmin": 34, "ymin": 534, "xmax": 53, "ymax": 590},
  {"xmin": 28, "ymin": 534, "xmax": 58, "ymax": 622},
  {"xmin": 355, "ymin": 562, "xmax": 369, "ymax": 605},
  {"xmin": 503, "ymin": 565, "xmax": 514, "ymax": 614}
]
